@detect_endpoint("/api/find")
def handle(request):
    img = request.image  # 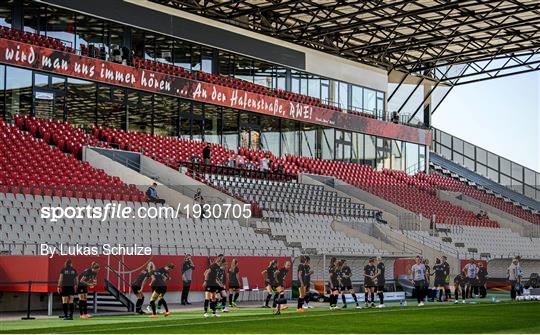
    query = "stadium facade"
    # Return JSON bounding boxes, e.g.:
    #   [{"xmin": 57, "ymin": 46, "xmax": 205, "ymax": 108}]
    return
[{"xmin": 0, "ymin": 0, "xmax": 430, "ymax": 174}]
